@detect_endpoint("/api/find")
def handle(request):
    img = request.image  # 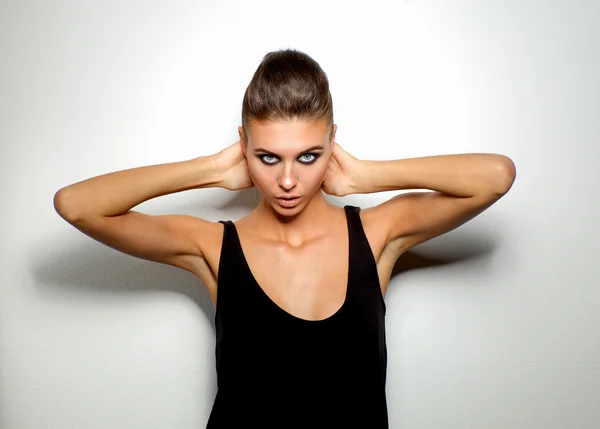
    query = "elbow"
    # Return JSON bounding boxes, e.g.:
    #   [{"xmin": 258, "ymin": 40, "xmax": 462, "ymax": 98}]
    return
[
  {"xmin": 494, "ymin": 156, "xmax": 517, "ymax": 196},
  {"xmin": 54, "ymin": 188, "xmax": 81, "ymax": 223}
]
